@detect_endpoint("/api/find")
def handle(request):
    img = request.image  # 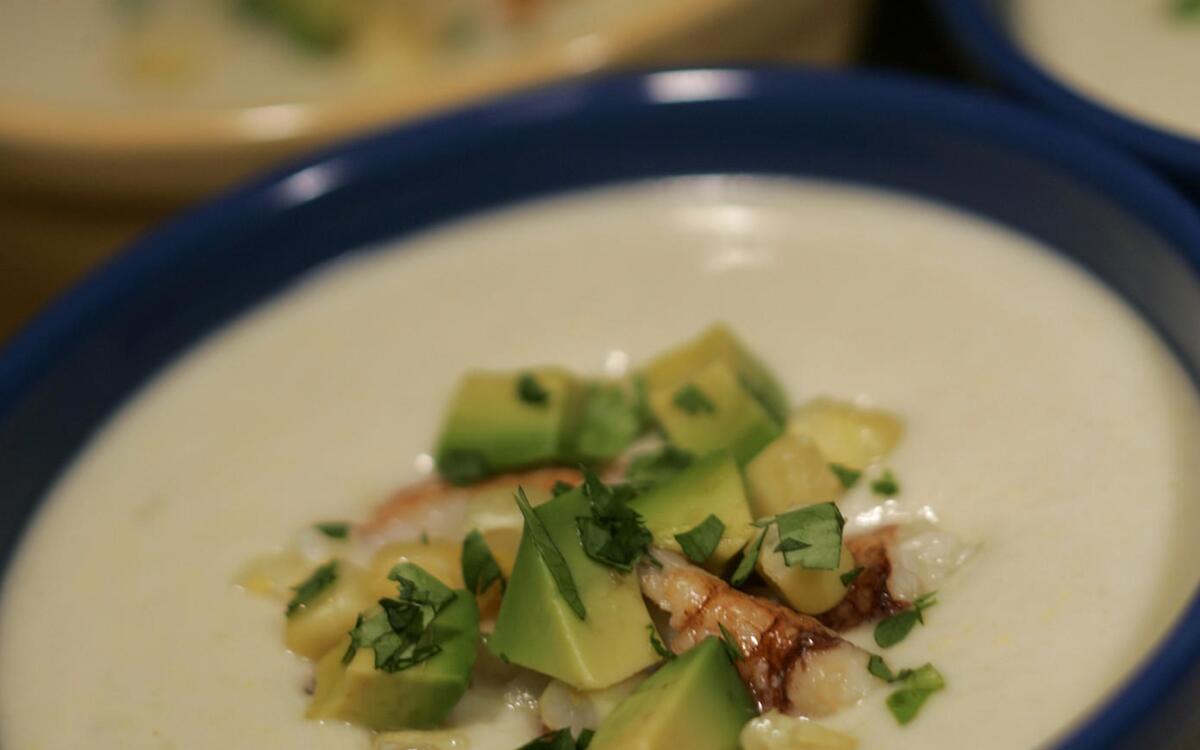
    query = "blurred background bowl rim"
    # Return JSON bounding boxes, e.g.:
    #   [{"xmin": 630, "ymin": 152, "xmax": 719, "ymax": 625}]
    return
[
  {"xmin": 3, "ymin": 66, "xmax": 1200, "ymax": 750},
  {"xmin": 0, "ymin": 0, "xmax": 755, "ymax": 156},
  {"xmin": 935, "ymin": 0, "xmax": 1200, "ymax": 181}
]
